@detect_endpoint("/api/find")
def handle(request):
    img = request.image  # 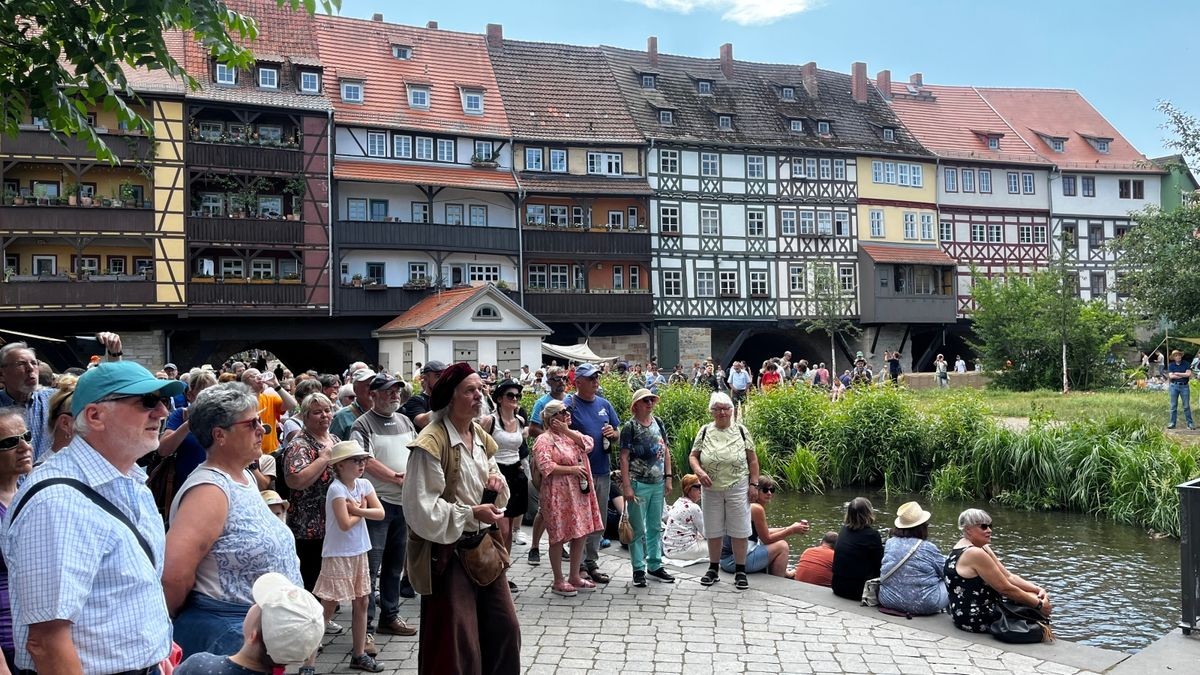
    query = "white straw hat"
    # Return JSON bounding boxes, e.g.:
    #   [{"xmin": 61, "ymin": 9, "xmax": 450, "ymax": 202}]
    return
[
  {"xmin": 252, "ymin": 572, "xmax": 324, "ymax": 664},
  {"xmin": 894, "ymin": 501, "xmax": 932, "ymax": 529}
]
